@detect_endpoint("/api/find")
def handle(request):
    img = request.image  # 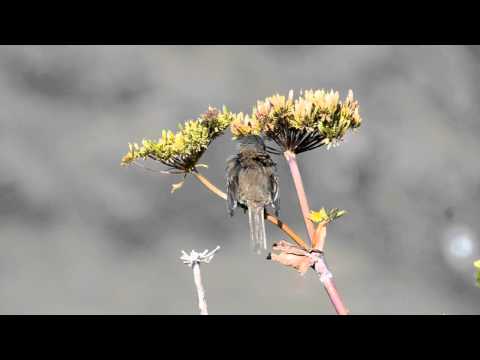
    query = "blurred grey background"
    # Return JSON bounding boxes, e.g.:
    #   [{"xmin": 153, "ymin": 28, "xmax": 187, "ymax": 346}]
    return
[{"xmin": 0, "ymin": 45, "xmax": 479, "ymax": 314}]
